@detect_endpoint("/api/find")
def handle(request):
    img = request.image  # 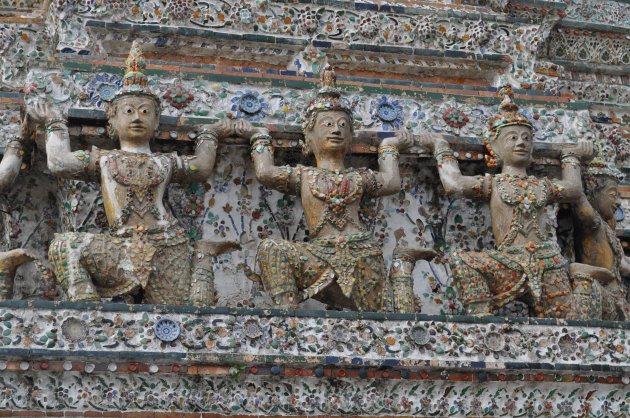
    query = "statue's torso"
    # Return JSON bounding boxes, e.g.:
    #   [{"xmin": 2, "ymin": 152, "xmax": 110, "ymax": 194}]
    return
[
  {"xmin": 100, "ymin": 150, "xmax": 175, "ymax": 230},
  {"xmin": 576, "ymin": 212, "xmax": 621, "ymax": 276},
  {"xmin": 490, "ymin": 174, "xmax": 551, "ymax": 248},
  {"xmin": 300, "ymin": 167, "xmax": 367, "ymax": 238}
]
